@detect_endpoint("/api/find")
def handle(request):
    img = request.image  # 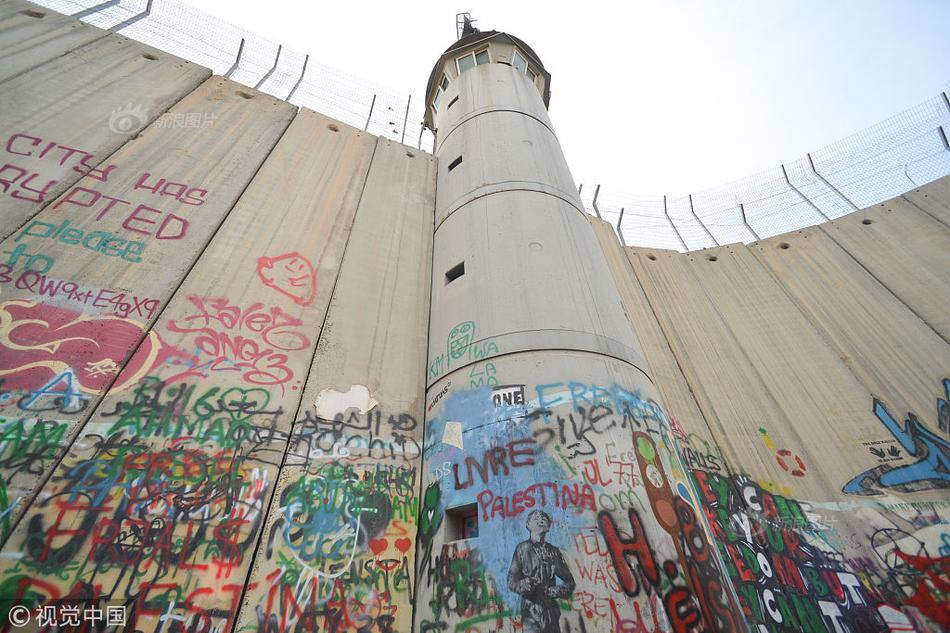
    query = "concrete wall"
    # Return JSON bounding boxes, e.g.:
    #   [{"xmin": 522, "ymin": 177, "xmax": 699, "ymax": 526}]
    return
[
  {"xmin": 0, "ymin": 5, "xmax": 948, "ymax": 633},
  {"xmin": 614, "ymin": 179, "xmax": 950, "ymax": 633},
  {"xmin": 0, "ymin": 6, "xmax": 436, "ymax": 630}
]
